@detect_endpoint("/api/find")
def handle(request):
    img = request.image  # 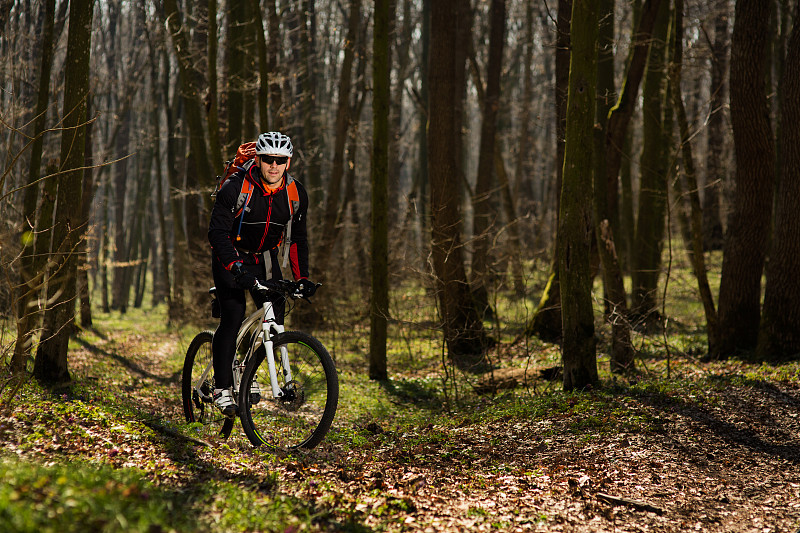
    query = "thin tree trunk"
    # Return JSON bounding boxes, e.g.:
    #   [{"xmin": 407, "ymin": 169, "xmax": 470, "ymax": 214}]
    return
[
  {"xmin": 471, "ymin": 0, "xmax": 506, "ymax": 319},
  {"xmin": 313, "ymin": 0, "xmax": 361, "ymax": 289},
  {"xmin": 12, "ymin": 0, "xmax": 56, "ymax": 373},
  {"xmin": 77, "ymin": 93, "xmax": 96, "ymax": 328},
  {"xmin": 111, "ymin": 109, "xmax": 131, "ymax": 312},
  {"xmin": 525, "ymin": 0, "xmax": 571, "ymax": 343},
  {"xmin": 593, "ymin": 0, "xmax": 634, "ymax": 371},
  {"xmin": 560, "ymin": 0, "xmax": 599, "ymax": 391},
  {"xmin": 429, "ymin": 0, "xmax": 489, "ymax": 371},
  {"xmin": 299, "ymin": 0, "xmax": 322, "ymax": 205},
  {"xmin": 495, "ymin": 142, "xmax": 525, "ymax": 298},
  {"xmin": 631, "ymin": 0, "xmax": 671, "ymax": 322},
  {"xmin": 207, "ymin": 0, "xmax": 222, "ymax": 166},
  {"xmin": 703, "ymin": 0, "xmax": 730, "ymax": 251},
  {"xmin": 225, "ymin": 0, "xmax": 247, "ymax": 150},
  {"xmin": 605, "ymin": 0, "xmax": 664, "ymax": 232},
  {"xmin": 370, "ymin": 0, "xmax": 391, "ymax": 381},
  {"xmin": 266, "ymin": 0, "xmax": 284, "ymax": 129},
  {"xmin": 510, "ymin": 0, "xmax": 535, "ymax": 298},
  {"xmin": 416, "ymin": 0, "xmax": 431, "ymax": 273},
  {"xmin": 668, "ymin": 0, "xmax": 719, "ymax": 355},
  {"xmin": 34, "ymin": 0, "xmax": 94, "ymax": 386},
  {"xmin": 160, "ymin": 0, "xmax": 214, "ymax": 188}
]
